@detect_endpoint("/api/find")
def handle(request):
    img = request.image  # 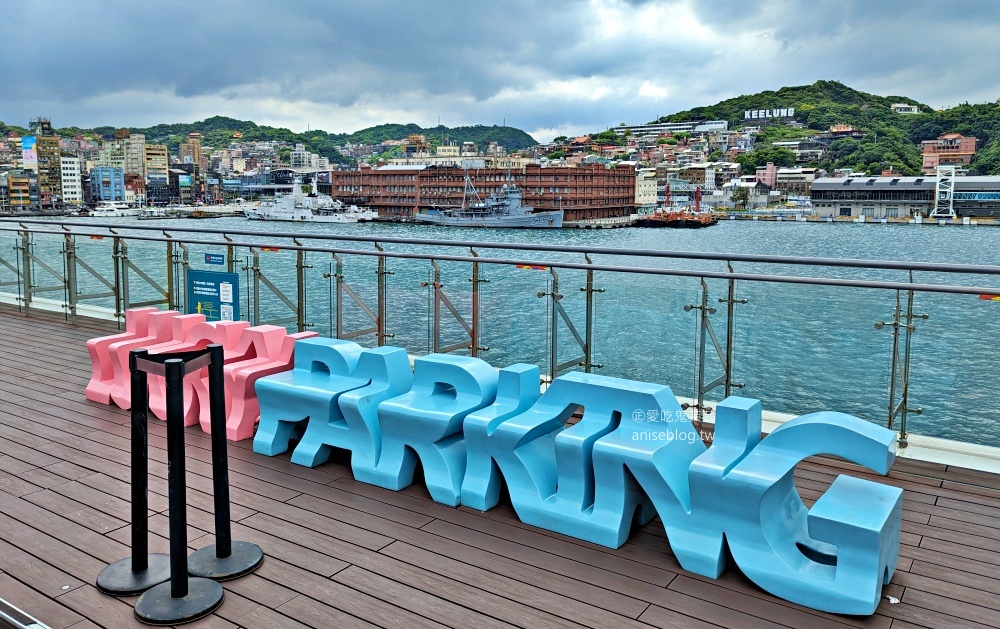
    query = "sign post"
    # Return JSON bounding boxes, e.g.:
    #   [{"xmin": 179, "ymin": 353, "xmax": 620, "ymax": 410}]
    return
[{"xmin": 186, "ymin": 269, "xmax": 240, "ymax": 322}]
